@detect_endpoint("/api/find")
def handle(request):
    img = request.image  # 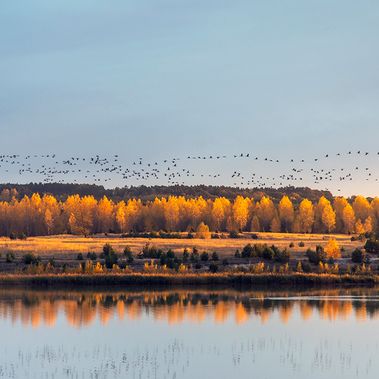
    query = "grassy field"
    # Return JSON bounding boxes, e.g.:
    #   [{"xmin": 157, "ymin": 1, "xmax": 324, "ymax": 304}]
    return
[
  {"xmin": 0, "ymin": 232, "xmax": 363, "ymax": 260},
  {"xmin": 0, "ymin": 233, "xmax": 367, "ymax": 277}
]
